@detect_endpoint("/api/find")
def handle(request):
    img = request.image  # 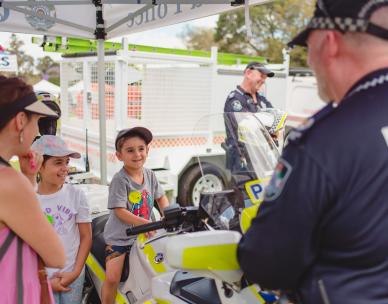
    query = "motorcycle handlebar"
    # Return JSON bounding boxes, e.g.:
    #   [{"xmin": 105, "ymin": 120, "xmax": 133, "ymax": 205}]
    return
[{"xmin": 126, "ymin": 220, "xmax": 165, "ymax": 236}]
